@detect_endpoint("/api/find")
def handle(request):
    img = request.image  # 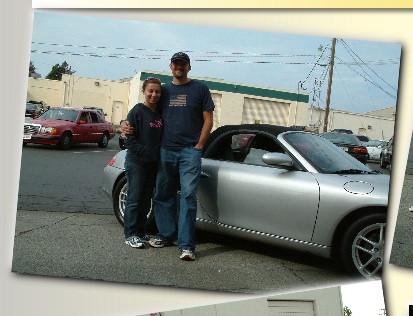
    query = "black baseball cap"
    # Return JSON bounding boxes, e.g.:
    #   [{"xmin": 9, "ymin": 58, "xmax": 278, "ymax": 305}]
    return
[{"xmin": 171, "ymin": 52, "xmax": 190, "ymax": 65}]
